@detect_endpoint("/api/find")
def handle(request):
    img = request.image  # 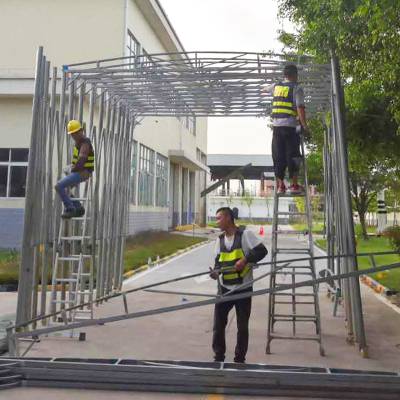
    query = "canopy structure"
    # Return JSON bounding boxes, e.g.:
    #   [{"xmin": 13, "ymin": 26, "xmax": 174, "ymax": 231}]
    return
[
  {"xmin": 64, "ymin": 51, "xmax": 331, "ymax": 117},
  {"xmin": 14, "ymin": 48, "xmax": 368, "ymax": 360}
]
